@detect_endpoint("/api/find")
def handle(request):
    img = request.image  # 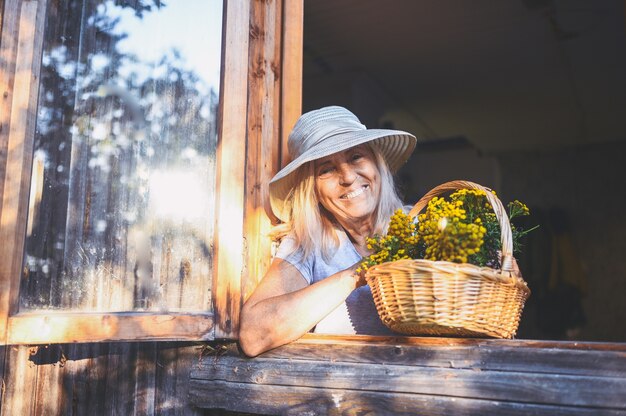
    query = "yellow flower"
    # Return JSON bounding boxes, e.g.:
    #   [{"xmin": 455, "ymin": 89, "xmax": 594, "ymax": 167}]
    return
[{"xmin": 358, "ymin": 190, "xmax": 534, "ymax": 270}]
